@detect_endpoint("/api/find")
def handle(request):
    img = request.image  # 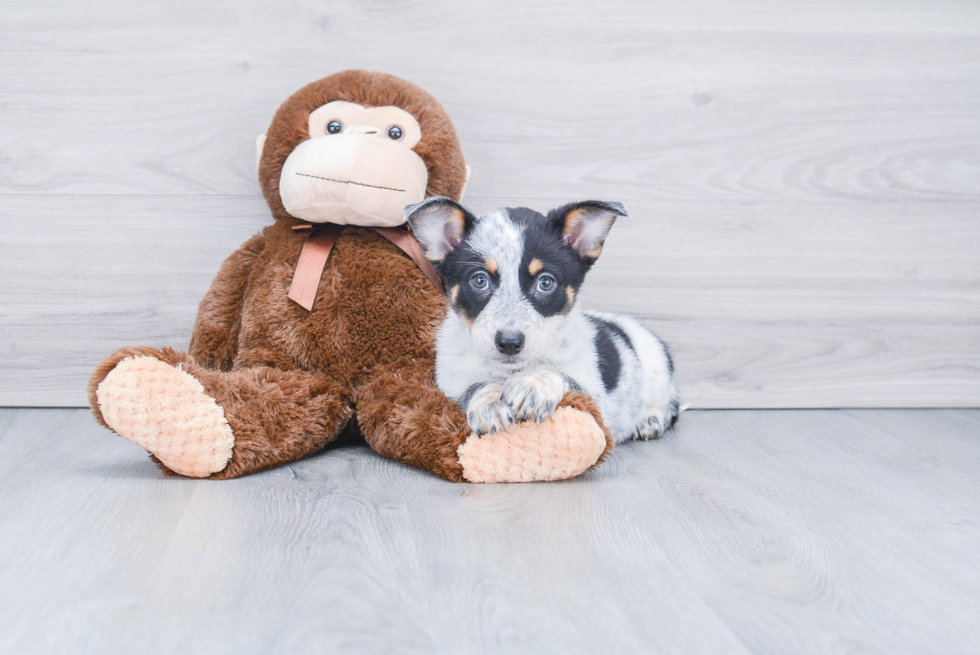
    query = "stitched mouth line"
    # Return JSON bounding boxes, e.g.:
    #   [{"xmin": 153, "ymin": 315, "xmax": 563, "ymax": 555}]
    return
[{"xmin": 296, "ymin": 173, "xmax": 406, "ymax": 193}]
